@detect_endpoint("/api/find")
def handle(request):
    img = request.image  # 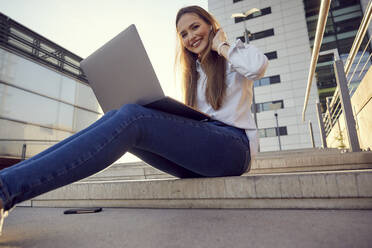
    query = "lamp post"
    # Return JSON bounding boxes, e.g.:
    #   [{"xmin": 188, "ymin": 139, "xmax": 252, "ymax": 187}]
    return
[
  {"xmin": 231, "ymin": 8, "xmax": 260, "ymax": 44},
  {"xmin": 231, "ymin": 8, "xmax": 261, "ymax": 128},
  {"xmin": 269, "ymin": 102, "xmax": 282, "ymax": 151}
]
